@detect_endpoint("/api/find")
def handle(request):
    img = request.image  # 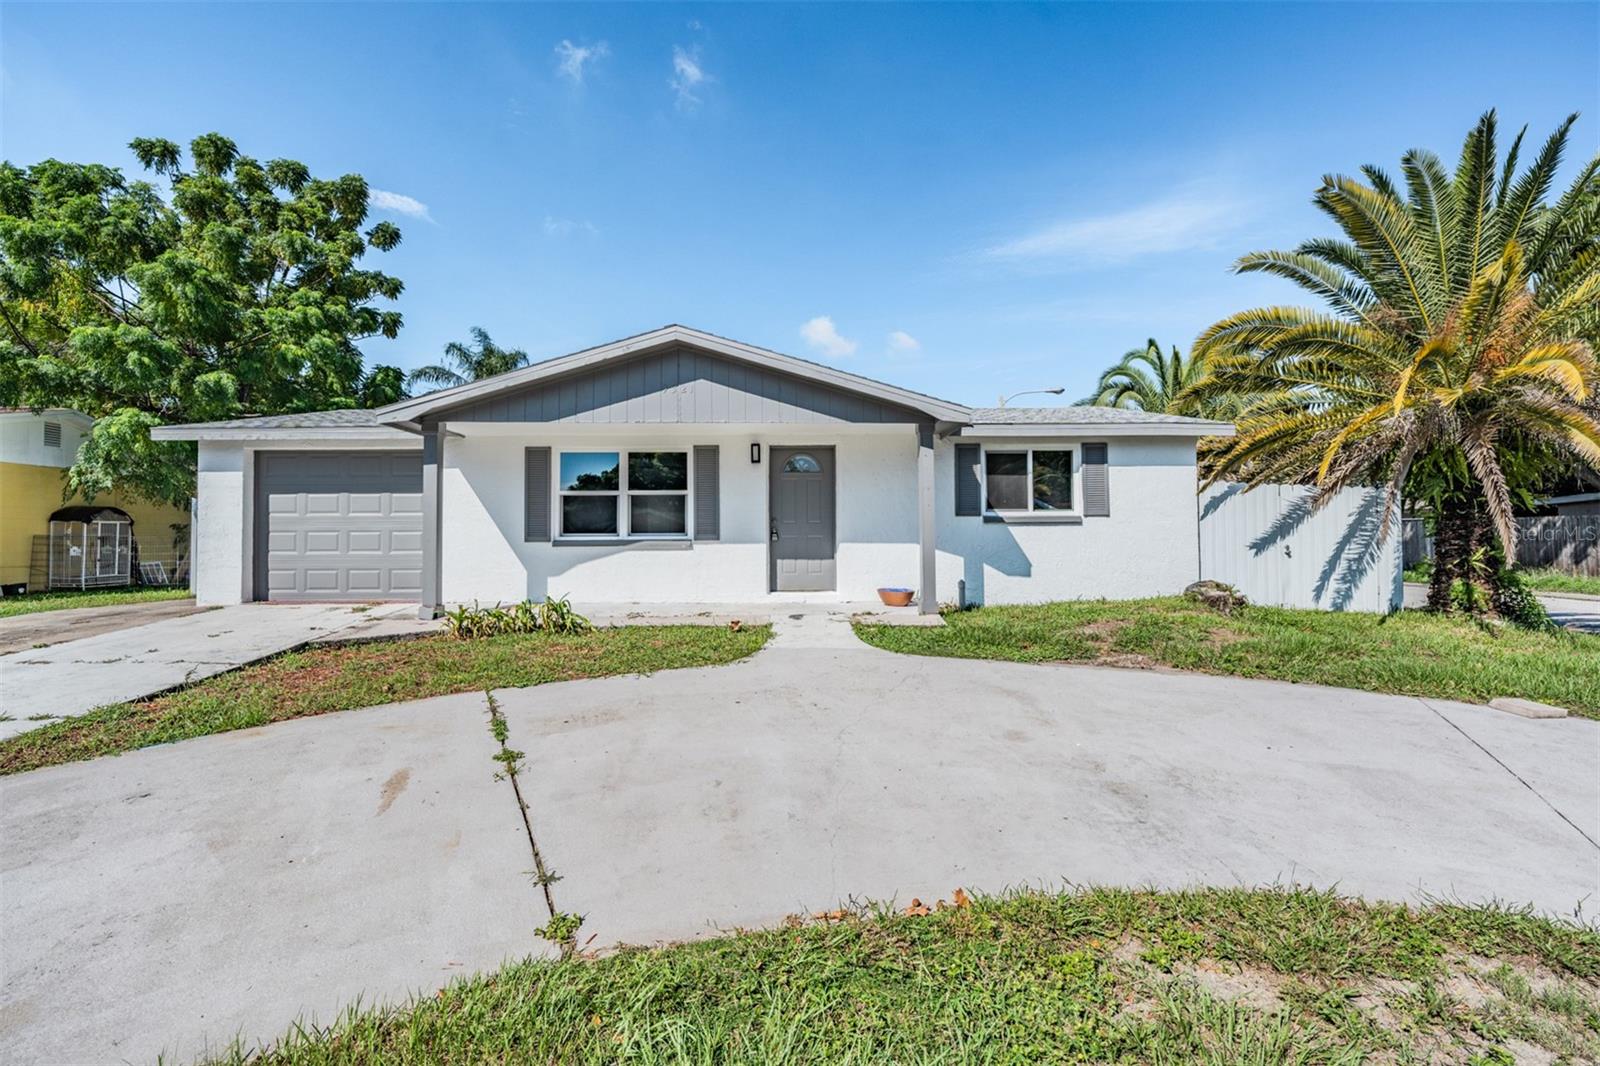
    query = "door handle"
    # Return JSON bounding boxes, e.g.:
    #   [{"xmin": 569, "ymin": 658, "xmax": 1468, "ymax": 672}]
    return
[{"xmin": 770, "ymin": 525, "xmax": 779, "ymax": 542}]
